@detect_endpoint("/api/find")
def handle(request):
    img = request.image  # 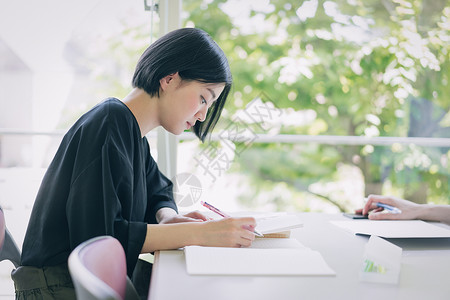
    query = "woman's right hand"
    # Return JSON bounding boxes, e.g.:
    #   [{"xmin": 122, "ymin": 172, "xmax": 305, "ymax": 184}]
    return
[
  {"xmin": 355, "ymin": 194, "xmax": 421, "ymax": 221},
  {"xmin": 197, "ymin": 217, "xmax": 257, "ymax": 248}
]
